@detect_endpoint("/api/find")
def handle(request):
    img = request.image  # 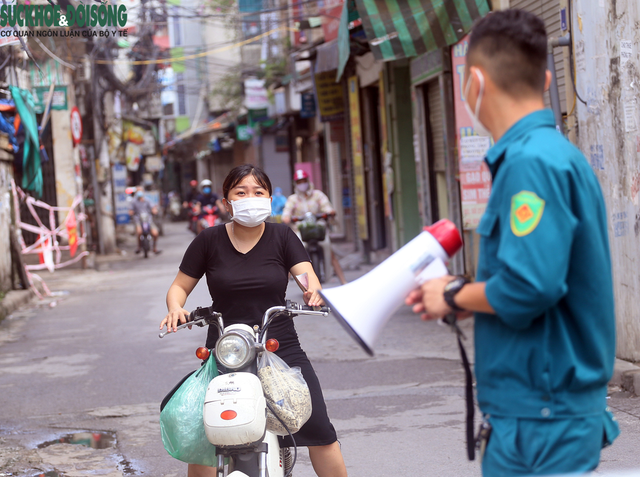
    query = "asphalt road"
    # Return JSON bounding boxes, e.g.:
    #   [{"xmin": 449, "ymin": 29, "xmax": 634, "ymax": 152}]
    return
[{"xmin": 1, "ymin": 220, "xmax": 640, "ymax": 477}]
